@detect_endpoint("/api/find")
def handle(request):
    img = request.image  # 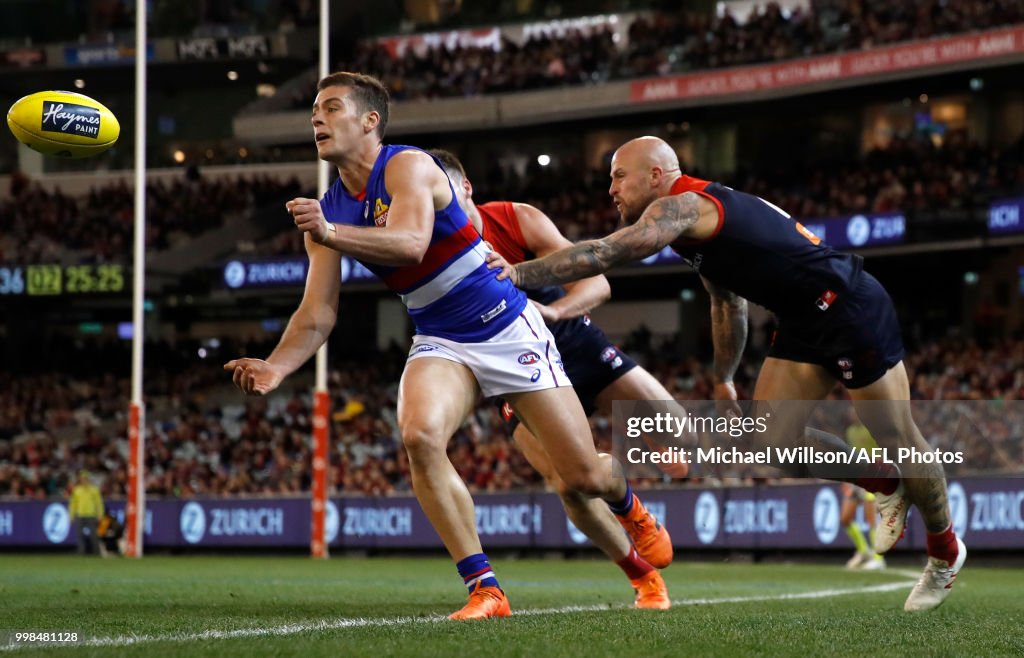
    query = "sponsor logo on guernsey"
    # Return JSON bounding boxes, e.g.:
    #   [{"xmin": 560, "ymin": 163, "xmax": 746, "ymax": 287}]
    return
[
  {"xmin": 411, "ymin": 343, "xmax": 440, "ymax": 355},
  {"xmin": 530, "ymin": 369, "xmax": 542, "ymax": 382},
  {"xmin": 518, "ymin": 351, "xmax": 541, "ymax": 365},
  {"xmin": 374, "ymin": 199, "xmax": 389, "ymax": 226},
  {"xmin": 816, "ymin": 289, "xmax": 837, "ymax": 311},
  {"xmin": 480, "ymin": 299, "xmax": 507, "ymax": 323}
]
